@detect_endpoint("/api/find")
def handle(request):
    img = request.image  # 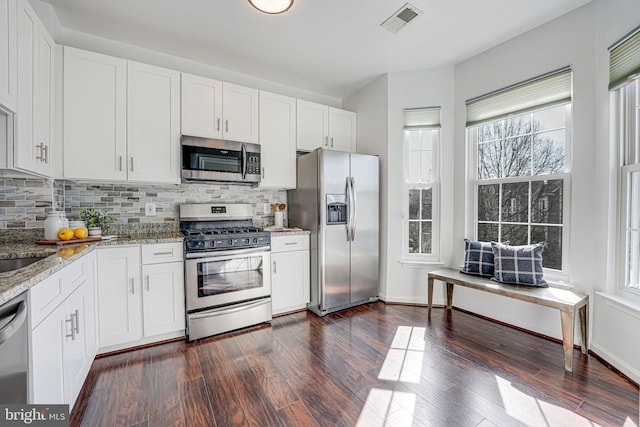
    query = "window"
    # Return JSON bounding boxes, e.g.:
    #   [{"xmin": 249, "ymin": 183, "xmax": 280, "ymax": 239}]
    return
[
  {"xmin": 610, "ymin": 25, "xmax": 640, "ymax": 295},
  {"xmin": 466, "ymin": 68, "xmax": 572, "ymax": 277},
  {"xmin": 403, "ymin": 107, "xmax": 440, "ymax": 261}
]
